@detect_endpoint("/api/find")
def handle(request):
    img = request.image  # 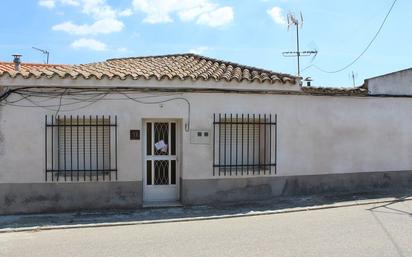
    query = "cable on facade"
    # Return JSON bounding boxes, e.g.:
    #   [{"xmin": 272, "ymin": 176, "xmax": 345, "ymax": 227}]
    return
[
  {"xmin": 0, "ymin": 87, "xmax": 192, "ymax": 131},
  {"xmin": 119, "ymin": 92, "xmax": 191, "ymax": 131}
]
